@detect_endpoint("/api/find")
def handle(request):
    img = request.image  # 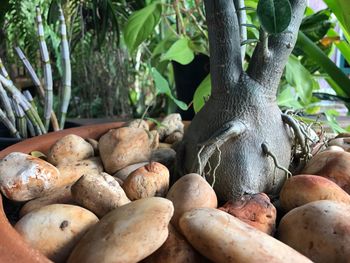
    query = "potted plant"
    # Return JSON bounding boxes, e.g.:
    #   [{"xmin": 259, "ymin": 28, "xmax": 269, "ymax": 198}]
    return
[
  {"xmin": 0, "ymin": 4, "xmax": 72, "ymax": 149},
  {"xmin": 1, "ymin": 0, "xmax": 350, "ymax": 262}
]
